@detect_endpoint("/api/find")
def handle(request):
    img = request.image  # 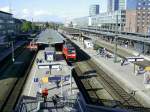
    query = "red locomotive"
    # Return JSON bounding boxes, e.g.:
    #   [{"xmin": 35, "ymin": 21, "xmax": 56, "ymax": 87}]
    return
[
  {"xmin": 63, "ymin": 43, "xmax": 76, "ymax": 61},
  {"xmin": 27, "ymin": 41, "xmax": 38, "ymax": 51}
]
